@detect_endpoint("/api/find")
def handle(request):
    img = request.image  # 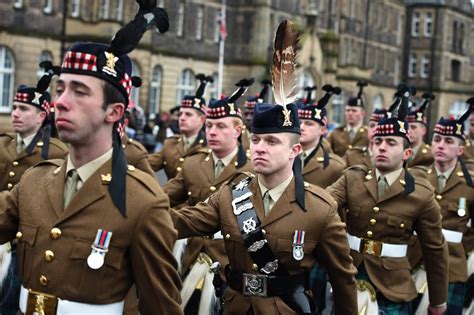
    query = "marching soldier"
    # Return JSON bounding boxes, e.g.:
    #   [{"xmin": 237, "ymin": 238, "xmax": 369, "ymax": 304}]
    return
[
  {"xmin": 0, "ymin": 68, "xmax": 67, "ymax": 315},
  {"xmin": 411, "ymin": 99, "xmax": 474, "ymax": 314},
  {"xmin": 327, "ymin": 87, "xmax": 449, "ymax": 314},
  {"xmin": 0, "ymin": 5, "xmax": 182, "ymax": 315},
  {"xmin": 148, "ymin": 74, "xmax": 211, "ymax": 179},
  {"xmin": 327, "ymin": 81, "xmax": 369, "ymax": 157},
  {"xmin": 406, "ymin": 93, "xmax": 435, "ymax": 169},
  {"xmin": 242, "ymin": 79, "xmax": 272, "ymax": 151},
  {"xmin": 121, "ymin": 132, "xmax": 156, "ymax": 177}
]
